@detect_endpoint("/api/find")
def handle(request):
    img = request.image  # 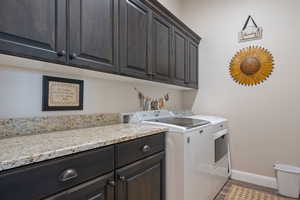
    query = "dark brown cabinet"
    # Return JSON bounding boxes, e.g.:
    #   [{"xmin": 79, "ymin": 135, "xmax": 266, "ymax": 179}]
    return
[
  {"xmin": 0, "ymin": 0, "xmax": 201, "ymax": 89},
  {"xmin": 117, "ymin": 153, "xmax": 165, "ymax": 200},
  {"xmin": 0, "ymin": 0, "xmax": 67, "ymax": 64},
  {"xmin": 119, "ymin": 0, "xmax": 151, "ymax": 79},
  {"xmin": 173, "ymin": 27, "xmax": 189, "ymax": 86},
  {"xmin": 69, "ymin": 0, "xmax": 118, "ymax": 73},
  {"xmin": 0, "ymin": 146, "xmax": 114, "ymax": 200},
  {"xmin": 187, "ymin": 40, "xmax": 199, "ymax": 88},
  {"xmin": 0, "ymin": 133, "xmax": 166, "ymax": 200},
  {"xmin": 151, "ymin": 13, "xmax": 173, "ymax": 83},
  {"xmin": 45, "ymin": 173, "xmax": 115, "ymax": 200}
]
